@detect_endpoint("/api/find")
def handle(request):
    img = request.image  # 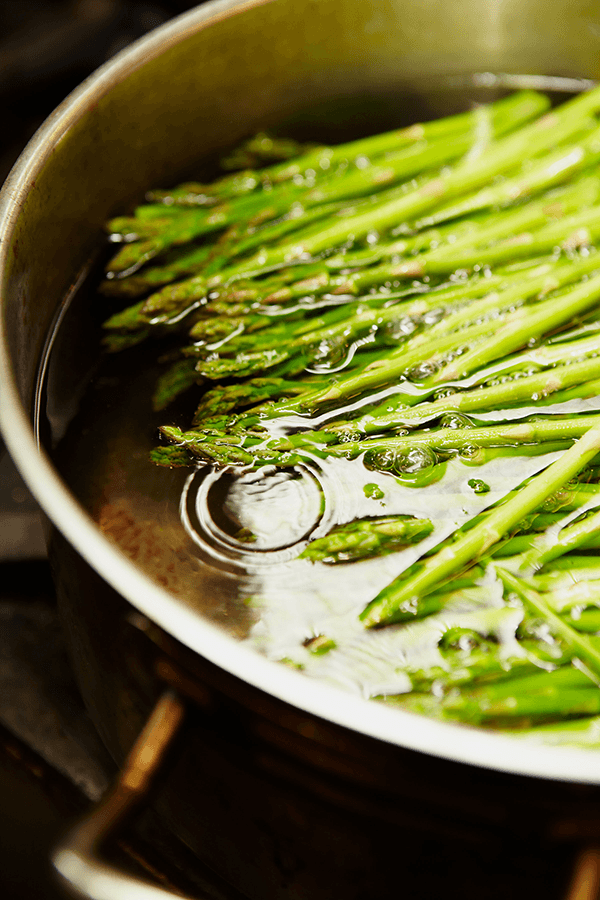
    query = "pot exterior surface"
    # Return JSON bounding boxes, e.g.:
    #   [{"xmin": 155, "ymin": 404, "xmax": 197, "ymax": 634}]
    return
[
  {"xmin": 49, "ymin": 525, "xmax": 596, "ymax": 900},
  {"xmin": 3, "ymin": 0, "xmax": 600, "ymax": 801}
]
